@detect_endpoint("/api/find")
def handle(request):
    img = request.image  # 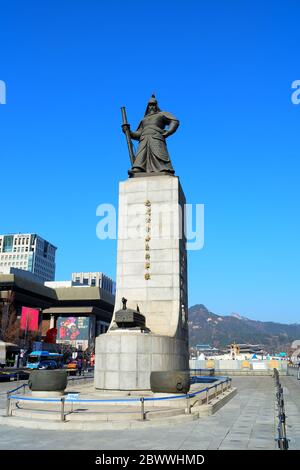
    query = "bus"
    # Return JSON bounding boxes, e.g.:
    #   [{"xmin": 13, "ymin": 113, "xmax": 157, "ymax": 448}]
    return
[{"xmin": 27, "ymin": 351, "xmax": 64, "ymax": 370}]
